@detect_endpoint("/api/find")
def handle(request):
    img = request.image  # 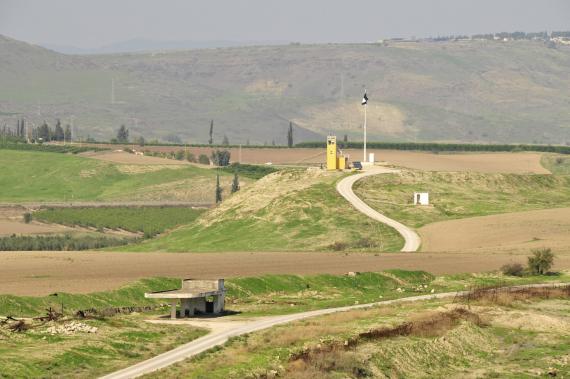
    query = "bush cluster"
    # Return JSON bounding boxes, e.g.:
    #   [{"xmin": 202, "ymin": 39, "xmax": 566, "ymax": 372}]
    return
[
  {"xmin": 501, "ymin": 248, "xmax": 555, "ymax": 277},
  {"xmin": 295, "ymin": 141, "xmax": 570, "ymax": 155},
  {"xmin": 0, "ymin": 234, "xmax": 135, "ymax": 251}
]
